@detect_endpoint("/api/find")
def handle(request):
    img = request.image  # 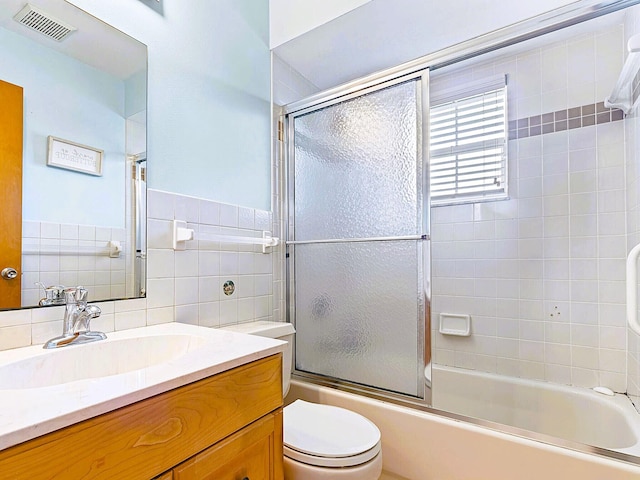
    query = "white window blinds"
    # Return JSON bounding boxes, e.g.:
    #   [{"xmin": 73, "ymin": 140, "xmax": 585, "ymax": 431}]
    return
[{"xmin": 429, "ymin": 76, "xmax": 508, "ymax": 205}]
